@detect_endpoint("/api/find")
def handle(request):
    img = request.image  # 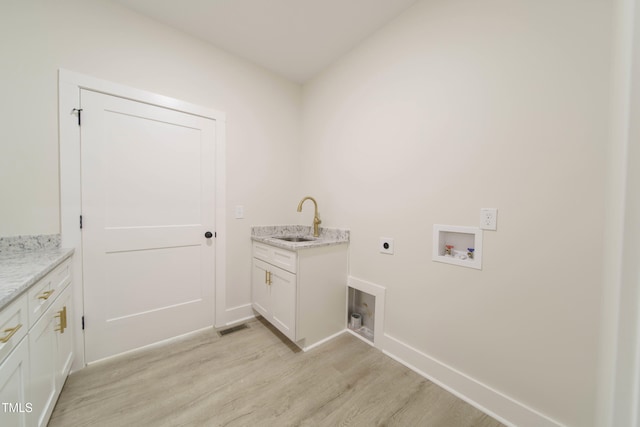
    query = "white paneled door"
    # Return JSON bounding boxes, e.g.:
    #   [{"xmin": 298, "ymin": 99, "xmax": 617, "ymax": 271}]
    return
[{"xmin": 81, "ymin": 89, "xmax": 216, "ymax": 363}]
